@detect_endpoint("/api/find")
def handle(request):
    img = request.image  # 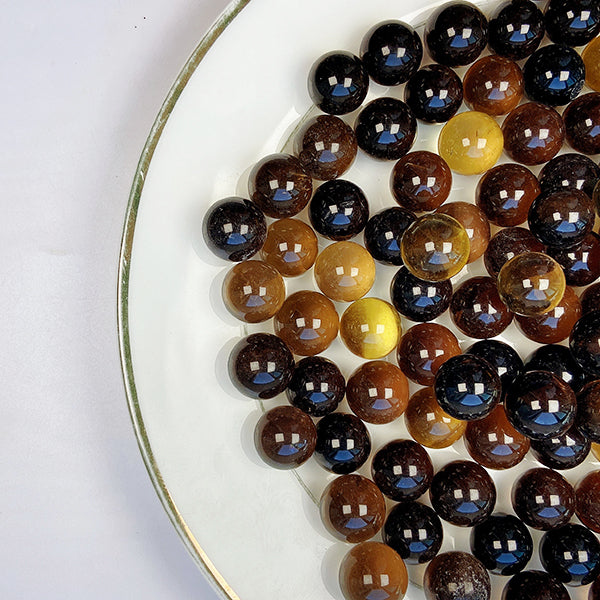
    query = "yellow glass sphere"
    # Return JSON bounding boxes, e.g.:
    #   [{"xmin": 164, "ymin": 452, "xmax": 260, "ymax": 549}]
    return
[
  {"xmin": 438, "ymin": 110, "xmax": 504, "ymax": 175},
  {"xmin": 400, "ymin": 213, "xmax": 470, "ymax": 282},
  {"xmin": 340, "ymin": 298, "xmax": 401, "ymax": 359},
  {"xmin": 583, "ymin": 37, "xmax": 600, "ymax": 92},
  {"xmin": 314, "ymin": 241, "xmax": 376, "ymax": 302}
]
